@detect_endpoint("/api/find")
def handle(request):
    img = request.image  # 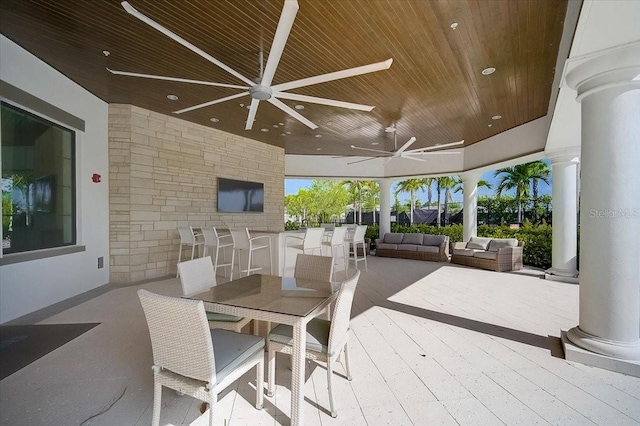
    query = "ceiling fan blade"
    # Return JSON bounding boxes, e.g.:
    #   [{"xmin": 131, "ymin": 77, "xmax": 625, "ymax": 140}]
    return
[
  {"xmin": 267, "ymin": 97, "xmax": 318, "ymax": 129},
  {"xmin": 245, "ymin": 98, "xmax": 260, "ymax": 130},
  {"xmin": 274, "ymin": 92, "xmax": 374, "ymax": 111},
  {"xmin": 396, "ymin": 137, "xmax": 417, "ymax": 154},
  {"xmin": 271, "ymin": 58, "xmax": 393, "ymax": 92},
  {"xmin": 405, "ymin": 140, "xmax": 465, "ymax": 153},
  {"xmin": 121, "ymin": 1, "xmax": 254, "ymax": 86},
  {"xmin": 401, "ymin": 155, "xmax": 430, "ymax": 162},
  {"xmin": 173, "ymin": 91, "xmax": 249, "ymax": 114},
  {"xmin": 404, "ymin": 151, "xmax": 462, "ymax": 156},
  {"xmin": 260, "ymin": 0, "xmax": 298, "ymax": 87},
  {"xmin": 347, "ymin": 157, "xmax": 379, "ymax": 165},
  {"xmin": 350, "ymin": 145, "xmax": 391, "ymax": 155},
  {"xmin": 106, "ymin": 69, "xmax": 248, "ymax": 89}
]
